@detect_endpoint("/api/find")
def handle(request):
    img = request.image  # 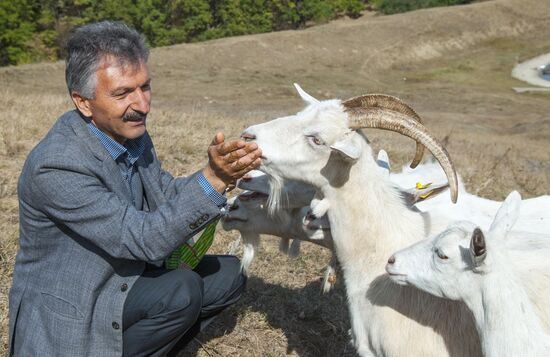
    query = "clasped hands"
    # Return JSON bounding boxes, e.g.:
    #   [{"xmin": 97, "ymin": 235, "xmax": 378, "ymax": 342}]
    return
[{"xmin": 202, "ymin": 132, "xmax": 262, "ymax": 193}]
